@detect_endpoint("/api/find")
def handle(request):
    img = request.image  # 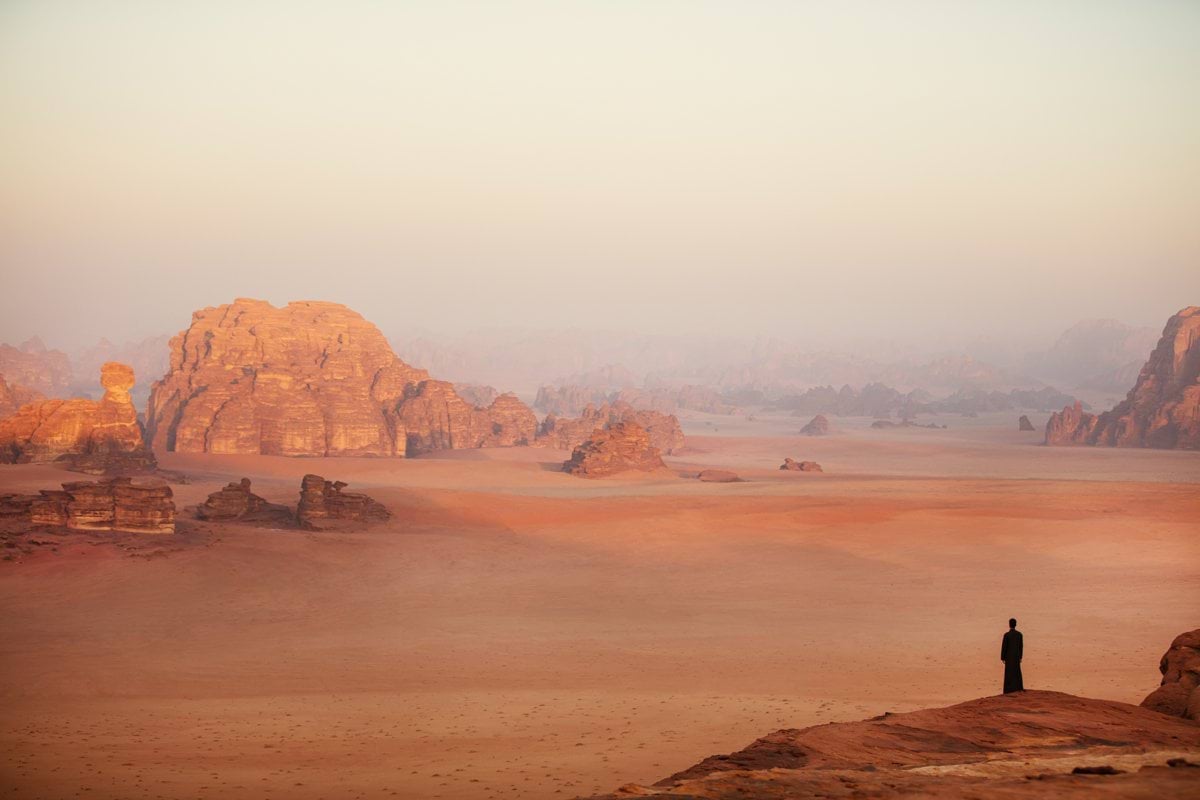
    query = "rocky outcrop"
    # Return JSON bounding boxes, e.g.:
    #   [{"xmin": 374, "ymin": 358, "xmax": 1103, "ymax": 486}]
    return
[
  {"xmin": 296, "ymin": 474, "xmax": 390, "ymax": 529},
  {"xmin": 396, "ymin": 381, "xmax": 537, "ymax": 455},
  {"xmin": 799, "ymin": 414, "xmax": 829, "ymax": 436},
  {"xmin": 1019, "ymin": 414, "xmax": 1036, "ymax": 431},
  {"xmin": 1142, "ymin": 629, "xmax": 1200, "ymax": 721},
  {"xmin": 534, "ymin": 385, "xmax": 610, "ymax": 416},
  {"xmin": 146, "ymin": 299, "xmax": 539, "ymax": 458},
  {"xmin": 0, "ymin": 374, "xmax": 43, "ymax": 418},
  {"xmin": 453, "ymin": 383, "xmax": 500, "ymax": 409},
  {"xmin": 1045, "ymin": 307, "xmax": 1200, "ymax": 449},
  {"xmin": 0, "ymin": 477, "xmax": 175, "ymax": 533},
  {"xmin": 0, "ymin": 362, "xmax": 156, "ymax": 473},
  {"xmin": 197, "ymin": 478, "xmax": 293, "ymax": 525},
  {"xmin": 0, "ymin": 338, "xmax": 73, "ymax": 396},
  {"xmin": 697, "ymin": 469, "xmax": 741, "ymax": 483},
  {"xmin": 563, "ymin": 422, "xmax": 665, "ymax": 478},
  {"xmin": 585, "ymin": 691, "xmax": 1200, "ymax": 800},
  {"xmin": 871, "ymin": 419, "xmax": 946, "ymax": 430},
  {"xmin": 780, "ymin": 458, "xmax": 822, "ymax": 472},
  {"xmin": 537, "ymin": 402, "xmax": 684, "ymax": 454}
]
